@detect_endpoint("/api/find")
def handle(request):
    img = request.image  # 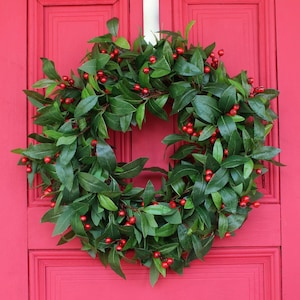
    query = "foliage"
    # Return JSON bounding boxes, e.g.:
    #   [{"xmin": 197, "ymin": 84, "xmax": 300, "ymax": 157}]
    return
[{"xmin": 12, "ymin": 17, "xmax": 280, "ymax": 285}]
